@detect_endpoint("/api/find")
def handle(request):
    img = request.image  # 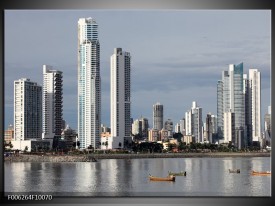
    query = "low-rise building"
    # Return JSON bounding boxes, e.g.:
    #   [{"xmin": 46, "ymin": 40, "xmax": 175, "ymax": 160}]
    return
[
  {"xmin": 11, "ymin": 139, "xmax": 52, "ymax": 152},
  {"xmin": 5, "ymin": 124, "xmax": 14, "ymax": 143},
  {"xmin": 182, "ymin": 135, "xmax": 194, "ymax": 144}
]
